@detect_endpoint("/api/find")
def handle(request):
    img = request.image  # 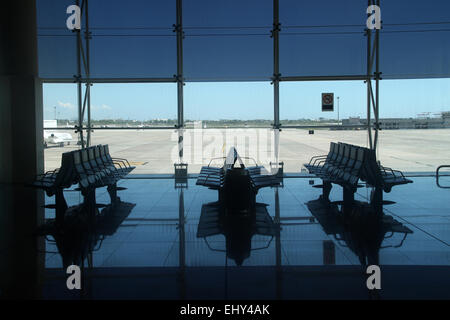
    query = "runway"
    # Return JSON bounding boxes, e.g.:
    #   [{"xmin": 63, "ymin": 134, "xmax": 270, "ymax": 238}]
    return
[{"xmin": 43, "ymin": 128, "xmax": 450, "ymax": 174}]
